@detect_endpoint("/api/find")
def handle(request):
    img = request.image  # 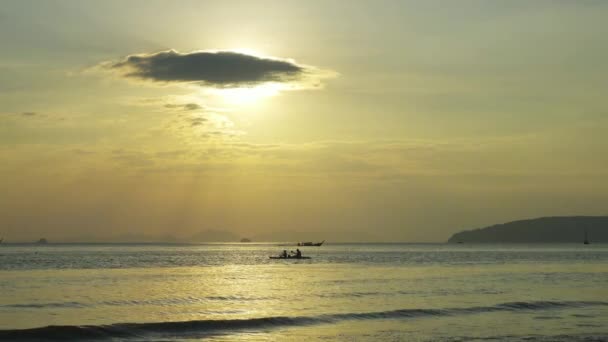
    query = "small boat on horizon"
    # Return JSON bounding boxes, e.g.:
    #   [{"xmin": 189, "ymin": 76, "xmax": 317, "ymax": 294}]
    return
[
  {"xmin": 269, "ymin": 256, "xmax": 311, "ymax": 260},
  {"xmin": 298, "ymin": 240, "xmax": 325, "ymax": 247}
]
